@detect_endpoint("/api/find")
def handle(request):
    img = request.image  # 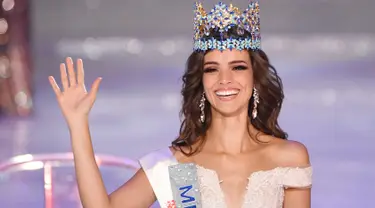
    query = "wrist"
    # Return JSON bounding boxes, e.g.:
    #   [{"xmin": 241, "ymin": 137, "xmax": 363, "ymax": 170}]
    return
[{"xmin": 67, "ymin": 117, "xmax": 90, "ymax": 130}]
